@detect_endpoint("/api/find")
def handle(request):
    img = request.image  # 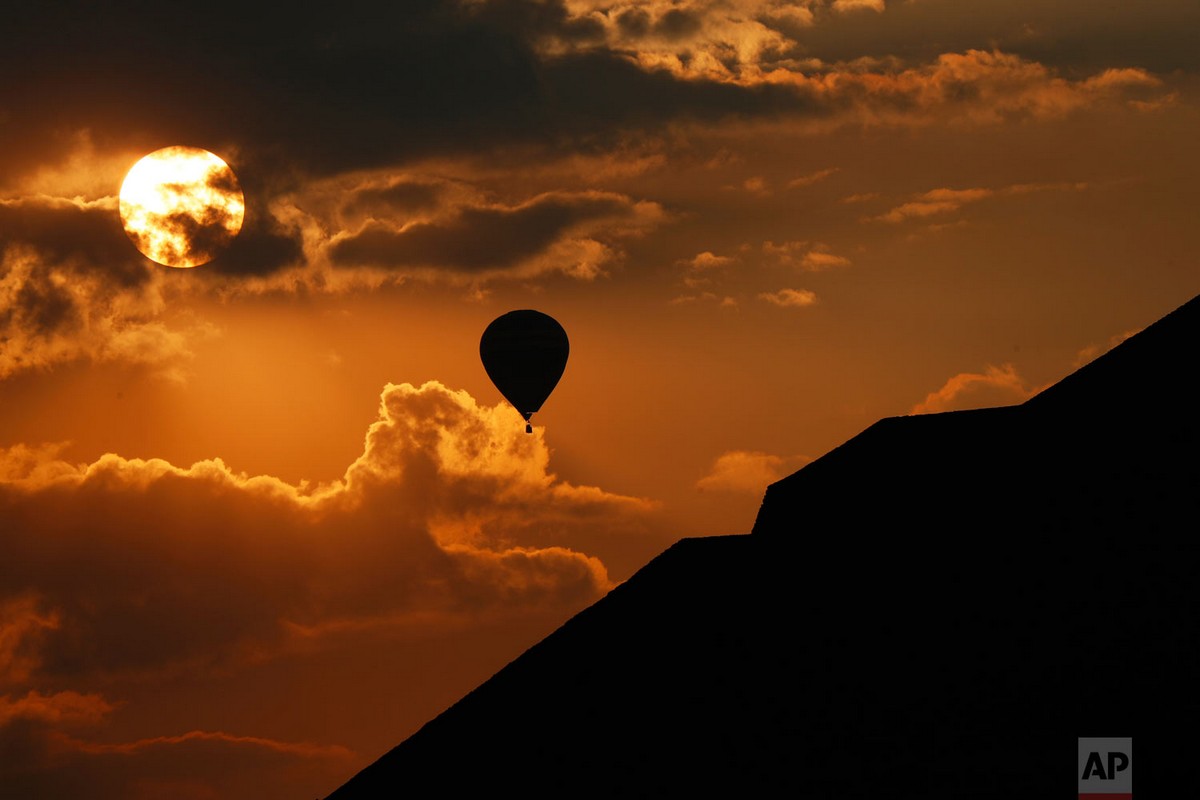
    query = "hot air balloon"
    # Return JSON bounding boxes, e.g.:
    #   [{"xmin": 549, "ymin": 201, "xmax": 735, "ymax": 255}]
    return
[{"xmin": 480, "ymin": 310, "xmax": 569, "ymax": 433}]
